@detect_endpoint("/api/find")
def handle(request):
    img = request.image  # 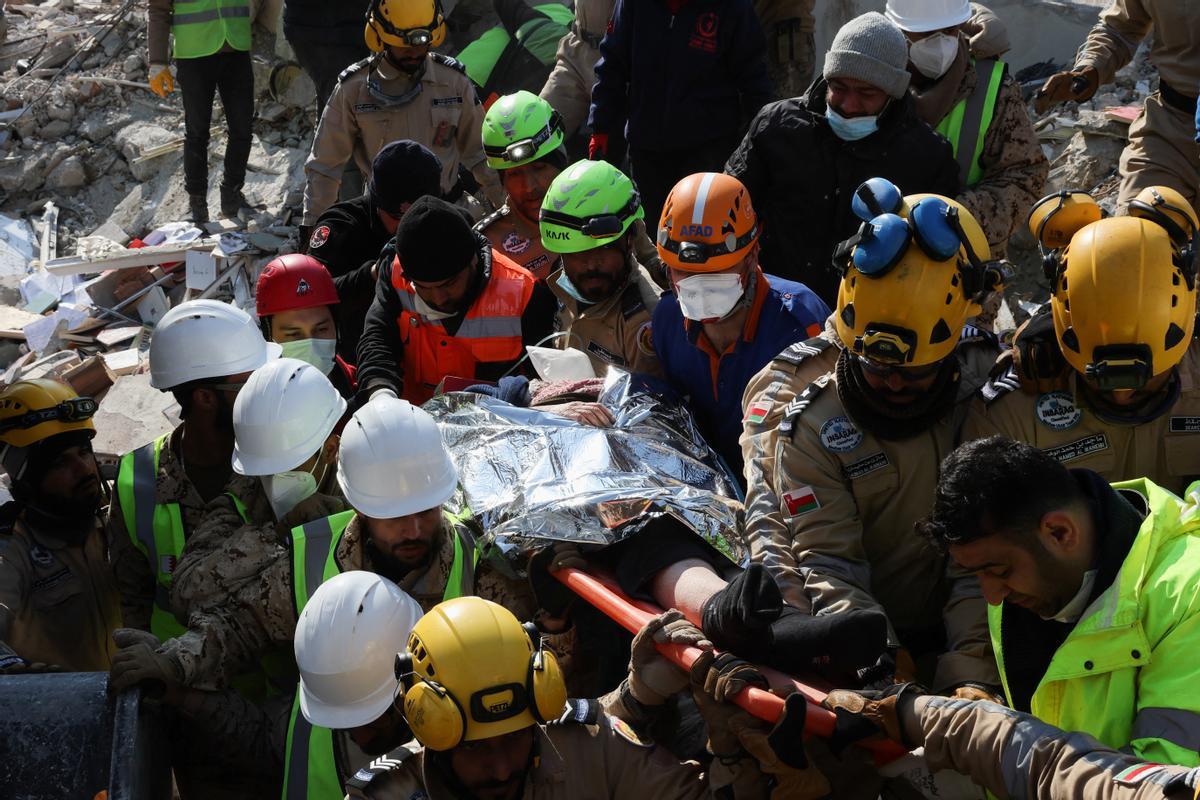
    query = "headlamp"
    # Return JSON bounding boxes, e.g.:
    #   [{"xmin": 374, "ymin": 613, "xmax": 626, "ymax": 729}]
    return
[{"xmin": 1085, "ymin": 344, "xmax": 1154, "ymax": 391}]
